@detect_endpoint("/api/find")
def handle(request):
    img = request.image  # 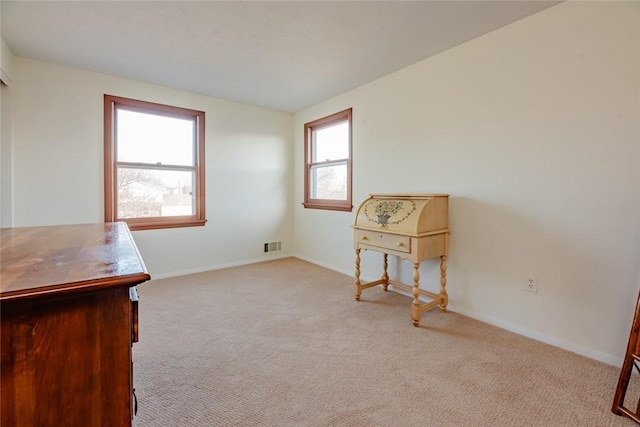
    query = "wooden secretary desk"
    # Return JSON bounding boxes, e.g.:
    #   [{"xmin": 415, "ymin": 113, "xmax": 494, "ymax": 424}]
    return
[
  {"xmin": 353, "ymin": 194, "xmax": 450, "ymax": 326},
  {"xmin": 0, "ymin": 223, "xmax": 150, "ymax": 427}
]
